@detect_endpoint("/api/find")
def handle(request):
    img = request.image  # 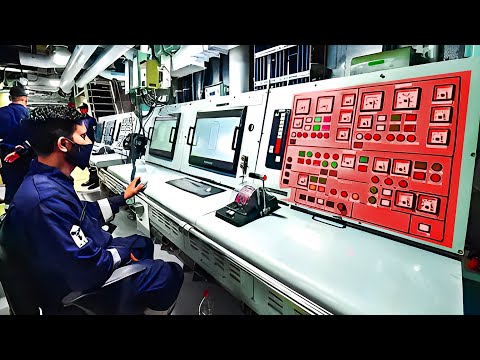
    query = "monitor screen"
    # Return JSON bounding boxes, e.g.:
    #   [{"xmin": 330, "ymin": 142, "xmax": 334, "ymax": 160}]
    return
[
  {"xmin": 188, "ymin": 107, "xmax": 246, "ymax": 176},
  {"xmin": 94, "ymin": 122, "xmax": 104, "ymax": 143},
  {"xmin": 149, "ymin": 114, "xmax": 180, "ymax": 160},
  {"xmin": 103, "ymin": 120, "xmax": 116, "ymax": 145}
]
